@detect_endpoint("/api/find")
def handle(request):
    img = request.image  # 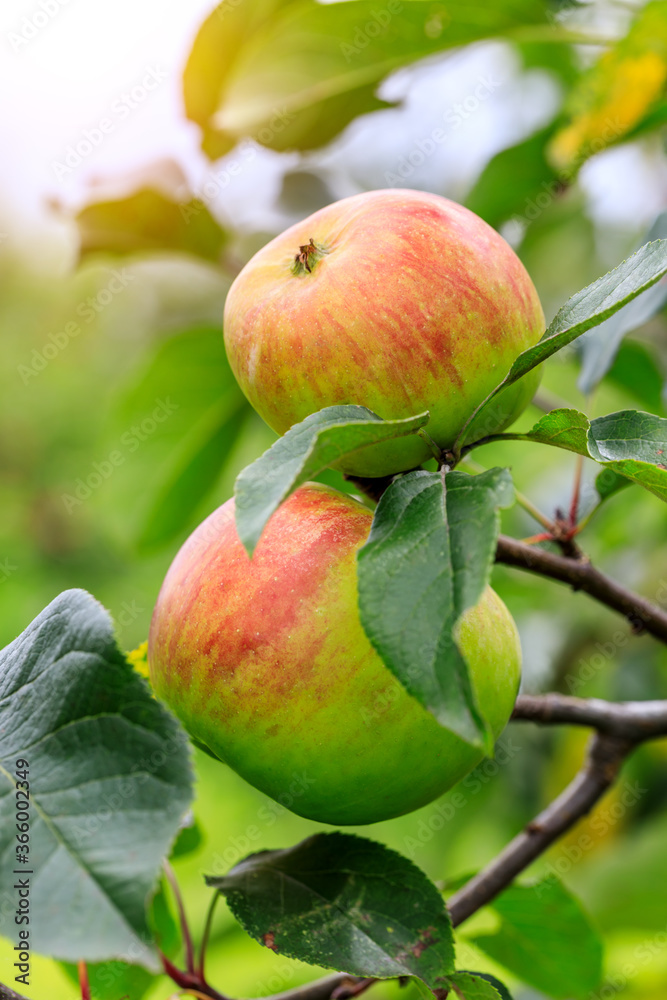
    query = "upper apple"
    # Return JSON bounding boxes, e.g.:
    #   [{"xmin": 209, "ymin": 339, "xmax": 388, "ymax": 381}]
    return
[{"xmin": 223, "ymin": 189, "xmax": 545, "ymax": 477}]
